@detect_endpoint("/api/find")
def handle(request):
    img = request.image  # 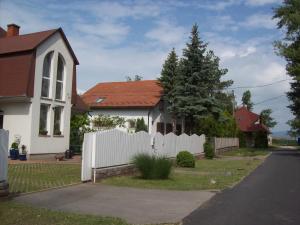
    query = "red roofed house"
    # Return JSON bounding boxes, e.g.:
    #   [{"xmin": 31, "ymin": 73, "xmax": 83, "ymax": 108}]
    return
[
  {"xmin": 82, "ymin": 80, "xmax": 180, "ymax": 135},
  {"xmin": 234, "ymin": 106, "xmax": 269, "ymax": 147},
  {"xmin": 0, "ymin": 24, "xmax": 83, "ymax": 157}
]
